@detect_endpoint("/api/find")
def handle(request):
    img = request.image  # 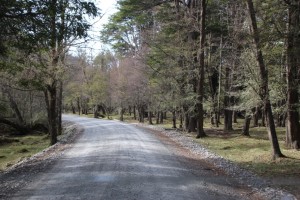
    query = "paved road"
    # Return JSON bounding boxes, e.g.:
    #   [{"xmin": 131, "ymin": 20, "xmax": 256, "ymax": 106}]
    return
[{"xmin": 11, "ymin": 115, "xmax": 256, "ymax": 200}]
